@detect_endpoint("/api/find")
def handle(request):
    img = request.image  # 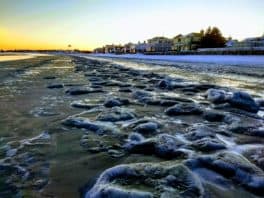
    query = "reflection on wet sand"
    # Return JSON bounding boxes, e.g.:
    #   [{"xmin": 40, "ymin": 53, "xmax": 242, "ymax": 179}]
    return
[{"xmin": 0, "ymin": 53, "xmax": 51, "ymax": 62}]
